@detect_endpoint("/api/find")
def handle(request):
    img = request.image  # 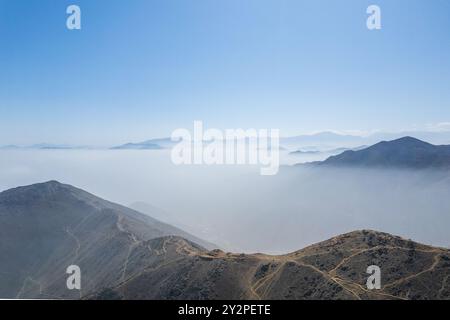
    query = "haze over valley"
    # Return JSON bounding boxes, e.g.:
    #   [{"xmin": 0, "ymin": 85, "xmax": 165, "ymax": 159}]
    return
[{"xmin": 1, "ymin": 136, "xmax": 450, "ymax": 254}]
